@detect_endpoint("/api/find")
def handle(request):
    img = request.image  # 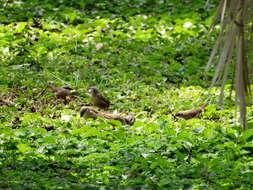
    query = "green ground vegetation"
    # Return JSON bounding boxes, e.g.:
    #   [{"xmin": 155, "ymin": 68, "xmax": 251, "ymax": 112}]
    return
[{"xmin": 0, "ymin": 0, "xmax": 253, "ymax": 189}]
